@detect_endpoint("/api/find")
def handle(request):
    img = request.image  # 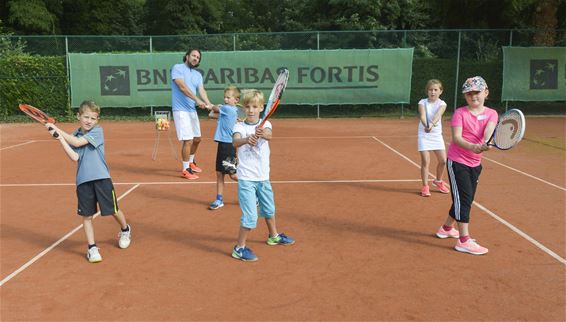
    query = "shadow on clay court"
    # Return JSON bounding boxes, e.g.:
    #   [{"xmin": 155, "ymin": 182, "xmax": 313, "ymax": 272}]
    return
[
  {"xmin": 131, "ymin": 221, "xmax": 232, "ymax": 257},
  {"xmin": 286, "ymin": 210, "xmax": 450, "ymax": 250},
  {"xmin": 2, "ymin": 223, "xmax": 85, "ymax": 257}
]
